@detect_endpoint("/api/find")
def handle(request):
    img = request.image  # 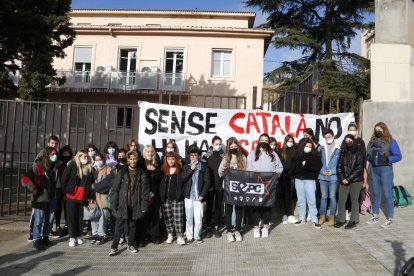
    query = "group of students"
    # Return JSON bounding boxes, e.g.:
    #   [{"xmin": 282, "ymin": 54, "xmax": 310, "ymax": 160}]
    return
[{"xmin": 21, "ymin": 120, "xmax": 402, "ymax": 256}]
